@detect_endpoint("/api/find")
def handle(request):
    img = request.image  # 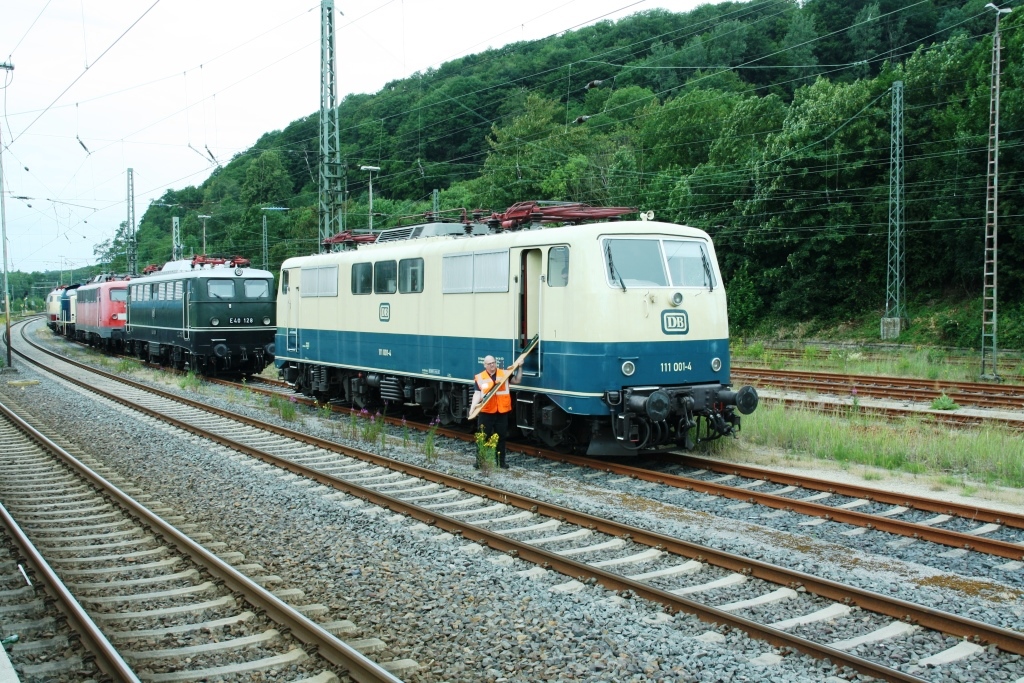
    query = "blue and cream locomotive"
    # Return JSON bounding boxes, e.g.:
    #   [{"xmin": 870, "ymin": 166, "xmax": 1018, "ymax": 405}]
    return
[
  {"xmin": 125, "ymin": 256, "xmax": 277, "ymax": 375},
  {"xmin": 276, "ymin": 204, "xmax": 757, "ymax": 455}
]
